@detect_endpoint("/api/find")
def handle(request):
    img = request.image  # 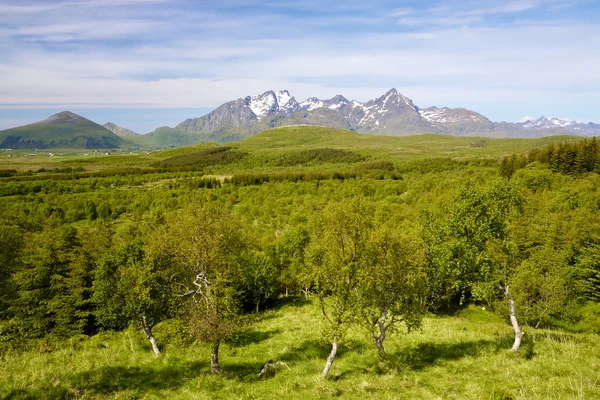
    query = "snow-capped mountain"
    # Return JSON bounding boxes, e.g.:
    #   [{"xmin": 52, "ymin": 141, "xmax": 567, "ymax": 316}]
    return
[
  {"xmin": 245, "ymin": 90, "xmax": 300, "ymax": 120},
  {"xmin": 519, "ymin": 116, "xmax": 576, "ymax": 130},
  {"xmin": 419, "ymin": 107, "xmax": 494, "ymax": 134},
  {"xmin": 509, "ymin": 116, "xmax": 600, "ymax": 136},
  {"xmin": 175, "ymin": 89, "xmax": 600, "ymax": 142}
]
